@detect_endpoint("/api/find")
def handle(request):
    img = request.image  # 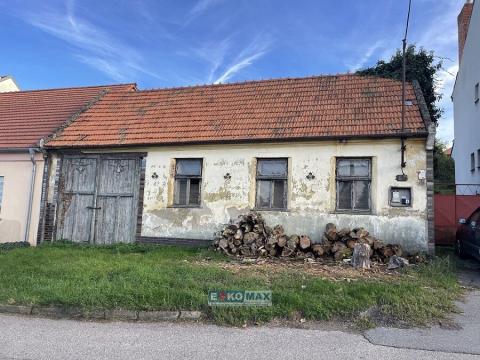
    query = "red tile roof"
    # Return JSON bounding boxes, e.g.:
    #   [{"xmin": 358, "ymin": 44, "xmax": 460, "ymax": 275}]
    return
[
  {"xmin": 45, "ymin": 74, "xmax": 429, "ymax": 148},
  {"xmin": 0, "ymin": 84, "xmax": 136, "ymax": 149}
]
